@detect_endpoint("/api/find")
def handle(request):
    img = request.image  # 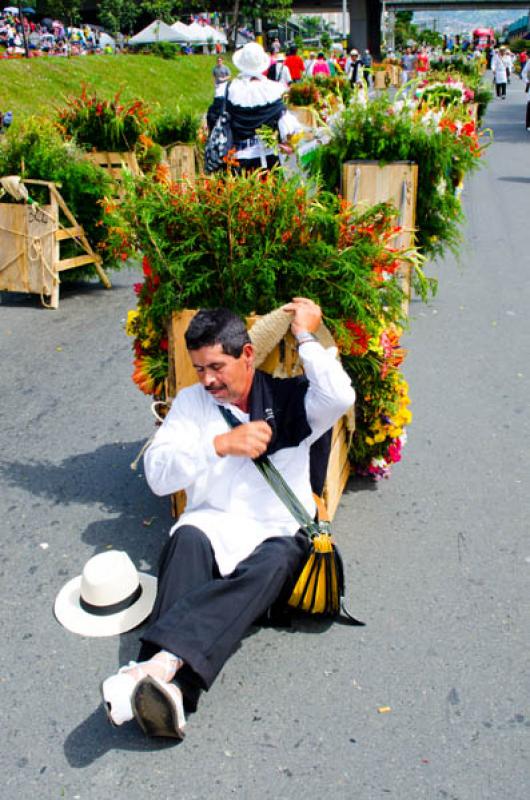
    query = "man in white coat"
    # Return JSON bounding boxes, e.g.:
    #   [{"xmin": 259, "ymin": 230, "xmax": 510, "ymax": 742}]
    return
[
  {"xmin": 101, "ymin": 298, "xmax": 355, "ymax": 738},
  {"xmin": 492, "ymin": 47, "xmax": 509, "ymax": 99}
]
